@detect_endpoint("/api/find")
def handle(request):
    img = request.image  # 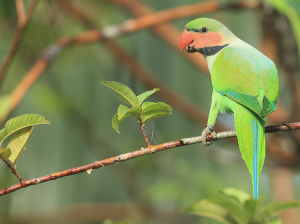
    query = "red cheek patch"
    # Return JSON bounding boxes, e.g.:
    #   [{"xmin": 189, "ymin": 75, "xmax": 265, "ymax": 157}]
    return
[{"xmin": 192, "ymin": 32, "xmax": 223, "ymax": 49}]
